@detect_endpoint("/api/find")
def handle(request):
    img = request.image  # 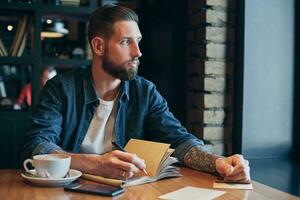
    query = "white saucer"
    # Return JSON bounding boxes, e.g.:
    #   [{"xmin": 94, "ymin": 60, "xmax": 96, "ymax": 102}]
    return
[{"xmin": 21, "ymin": 169, "xmax": 82, "ymax": 187}]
